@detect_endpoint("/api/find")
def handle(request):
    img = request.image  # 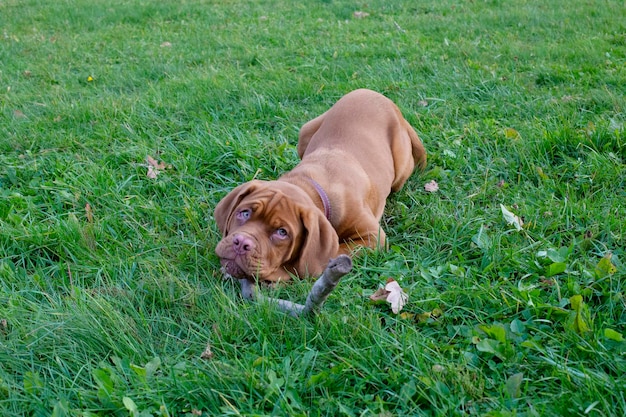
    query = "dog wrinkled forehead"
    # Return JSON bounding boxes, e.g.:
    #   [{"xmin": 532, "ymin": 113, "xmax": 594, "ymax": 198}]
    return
[
  {"xmin": 233, "ymin": 186, "xmax": 304, "ymax": 227},
  {"xmin": 215, "ymin": 180, "xmax": 314, "ymax": 237}
]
